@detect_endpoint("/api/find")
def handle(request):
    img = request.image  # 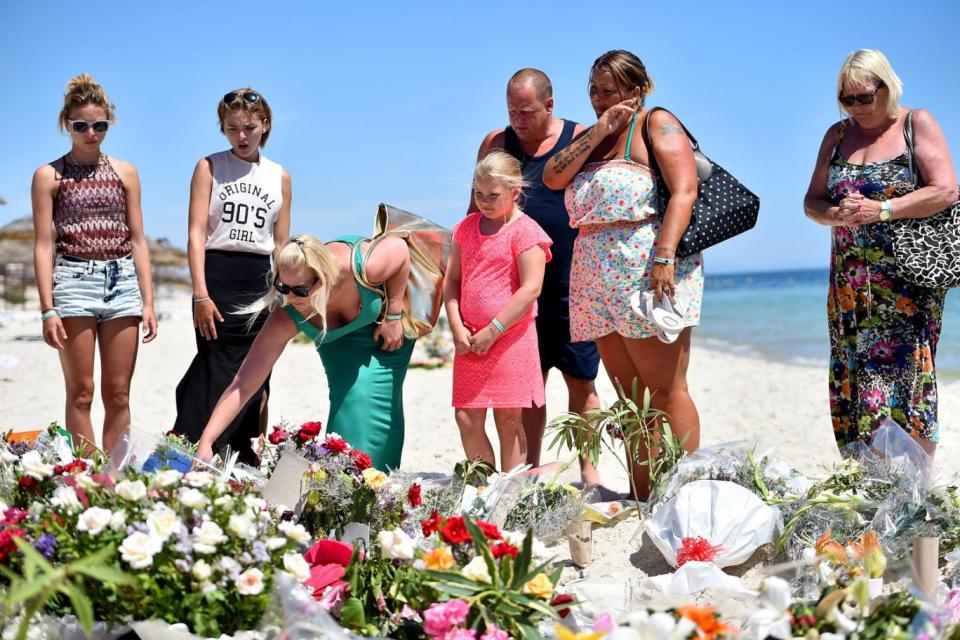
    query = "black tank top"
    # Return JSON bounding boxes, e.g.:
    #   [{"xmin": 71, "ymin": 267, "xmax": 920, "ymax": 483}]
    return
[{"xmin": 504, "ymin": 119, "xmax": 577, "ymax": 305}]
